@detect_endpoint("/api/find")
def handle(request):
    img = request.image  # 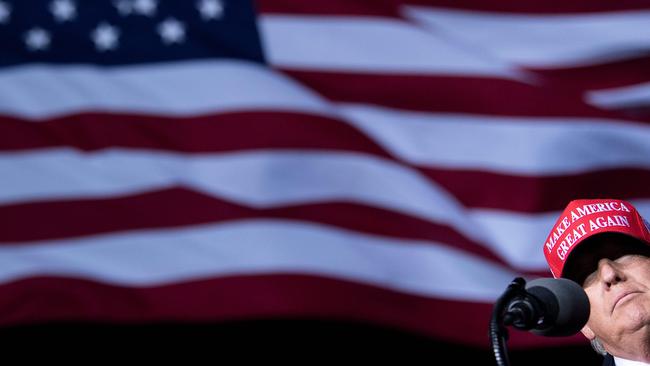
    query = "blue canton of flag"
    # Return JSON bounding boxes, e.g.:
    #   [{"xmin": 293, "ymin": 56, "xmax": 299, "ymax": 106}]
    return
[{"xmin": 0, "ymin": 0, "xmax": 264, "ymax": 65}]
